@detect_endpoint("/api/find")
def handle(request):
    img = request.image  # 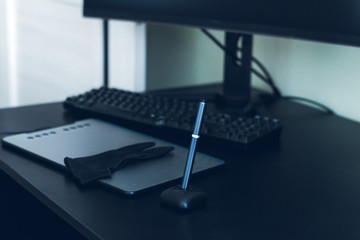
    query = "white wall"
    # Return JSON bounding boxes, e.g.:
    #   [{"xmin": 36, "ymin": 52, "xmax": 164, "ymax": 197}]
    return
[
  {"xmin": 0, "ymin": 0, "xmax": 10, "ymax": 107},
  {"xmin": 146, "ymin": 25, "xmax": 360, "ymax": 122},
  {"xmin": 146, "ymin": 25, "xmax": 223, "ymax": 90},
  {"xmin": 0, "ymin": 0, "xmax": 145, "ymax": 108},
  {"xmin": 252, "ymin": 36, "xmax": 360, "ymax": 121},
  {"xmin": 14, "ymin": 0, "xmax": 102, "ymax": 106},
  {"xmin": 110, "ymin": 21, "xmax": 146, "ymax": 91},
  {"xmin": 3, "ymin": 2, "xmax": 359, "ymax": 122}
]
